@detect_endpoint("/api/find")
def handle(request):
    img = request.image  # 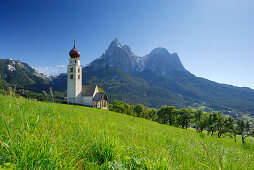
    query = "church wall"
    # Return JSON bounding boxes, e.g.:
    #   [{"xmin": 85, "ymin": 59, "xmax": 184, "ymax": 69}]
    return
[
  {"xmin": 92, "ymin": 85, "xmax": 99, "ymax": 98},
  {"xmin": 100, "ymin": 100, "xmax": 108, "ymax": 109},
  {"xmin": 82, "ymin": 96, "xmax": 93, "ymax": 106},
  {"xmin": 67, "ymin": 58, "xmax": 82, "ymax": 104},
  {"xmin": 96, "ymin": 101, "xmax": 101, "ymax": 108}
]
